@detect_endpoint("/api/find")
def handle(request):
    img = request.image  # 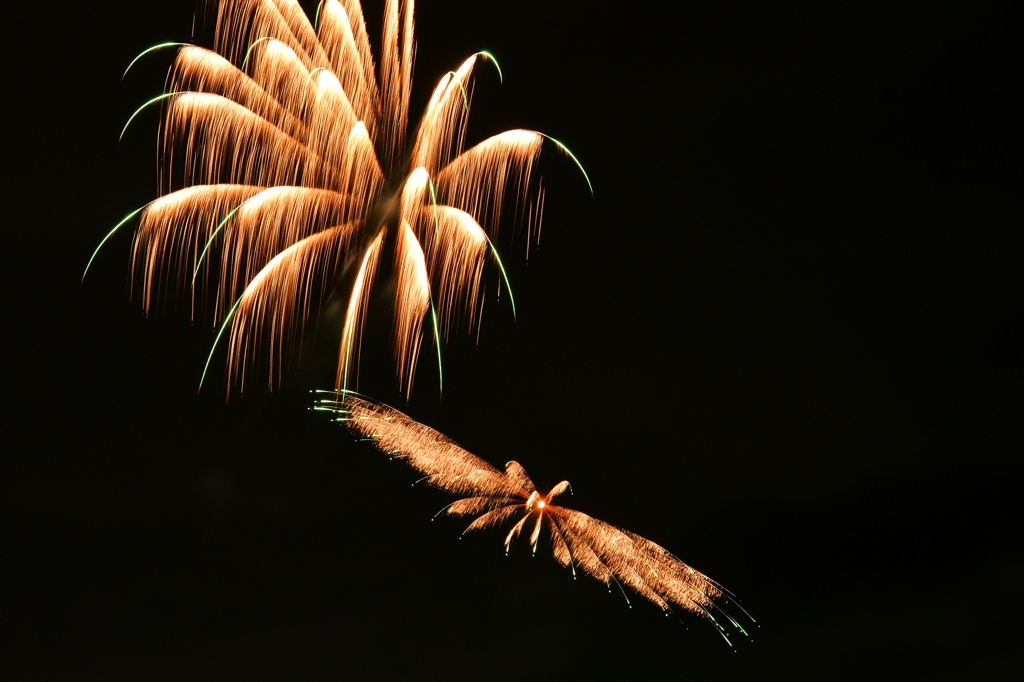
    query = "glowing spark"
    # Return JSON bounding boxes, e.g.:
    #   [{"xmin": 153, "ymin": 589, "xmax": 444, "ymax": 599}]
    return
[
  {"xmin": 90, "ymin": 0, "xmax": 590, "ymax": 399},
  {"xmin": 320, "ymin": 393, "xmax": 755, "ymax": 645}
]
